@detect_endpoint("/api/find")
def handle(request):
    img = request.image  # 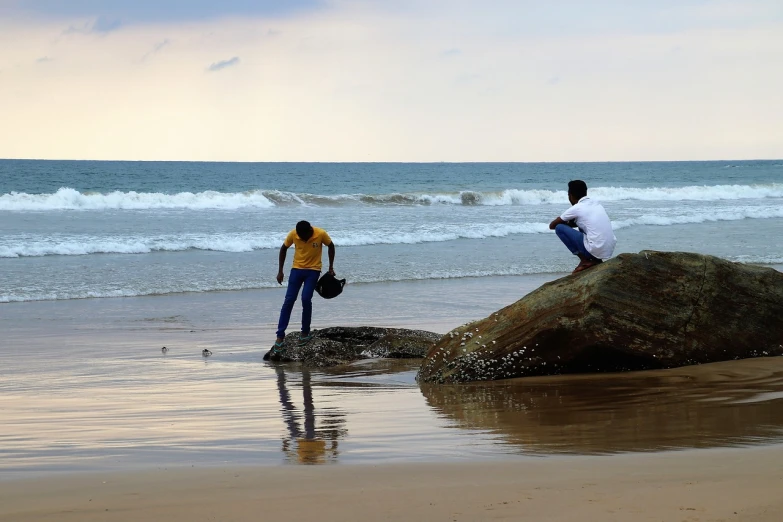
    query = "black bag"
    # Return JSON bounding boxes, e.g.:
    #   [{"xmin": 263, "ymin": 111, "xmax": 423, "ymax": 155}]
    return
[{"xmin": 315, "ymin": 273, "xmax": 346, "ymax": 299}]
